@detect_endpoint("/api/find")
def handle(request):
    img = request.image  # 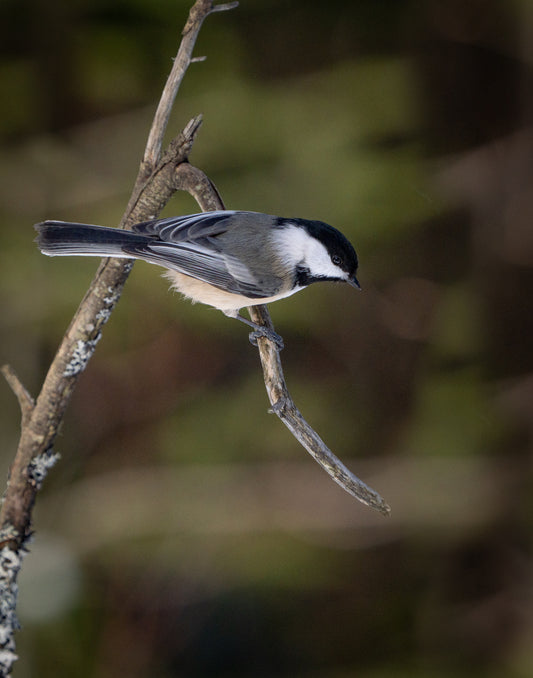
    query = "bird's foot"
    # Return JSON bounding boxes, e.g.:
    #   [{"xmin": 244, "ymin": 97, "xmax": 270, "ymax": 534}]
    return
[{"xmin": 248, "ymin": 327, "xmax": 284, "ymax": 351}]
